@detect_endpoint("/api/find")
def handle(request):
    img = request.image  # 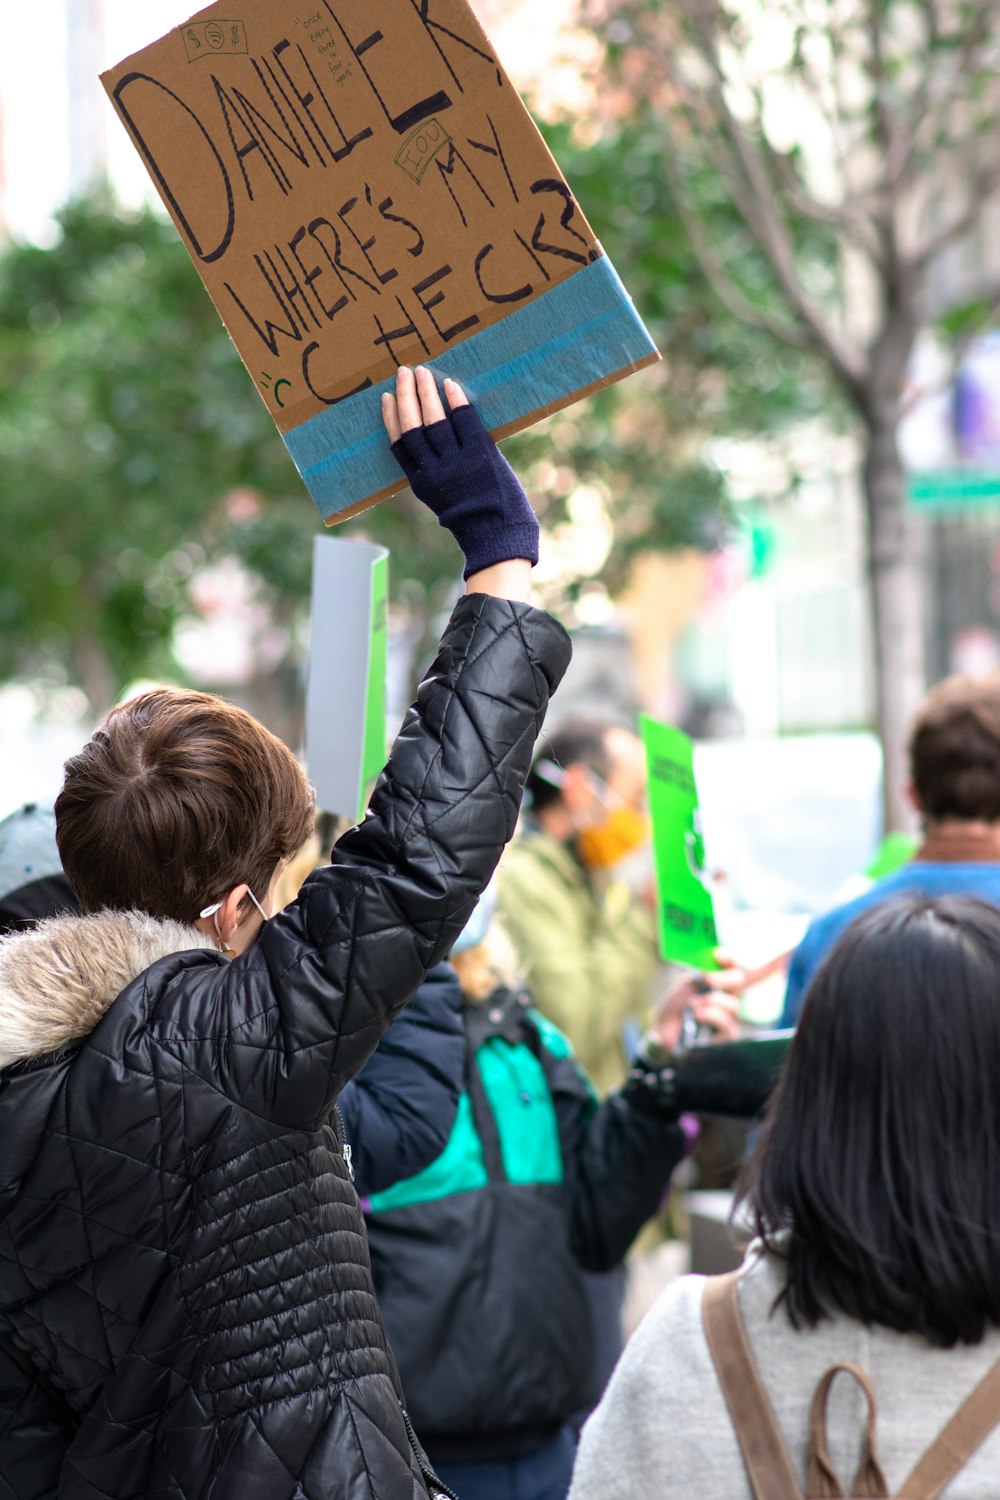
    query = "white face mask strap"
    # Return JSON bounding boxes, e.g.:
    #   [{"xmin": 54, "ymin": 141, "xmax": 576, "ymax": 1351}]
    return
[
  {"xmin": 199, "ymin": 889, "xmax": 269, "ymax": 935},
  {"xmin": 246, "ymin": 888, "xmax": 269, "ymax": 923},
  {"xmin": 198, "ymin": 900, "xmax": 227, "ymax": 952}
]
